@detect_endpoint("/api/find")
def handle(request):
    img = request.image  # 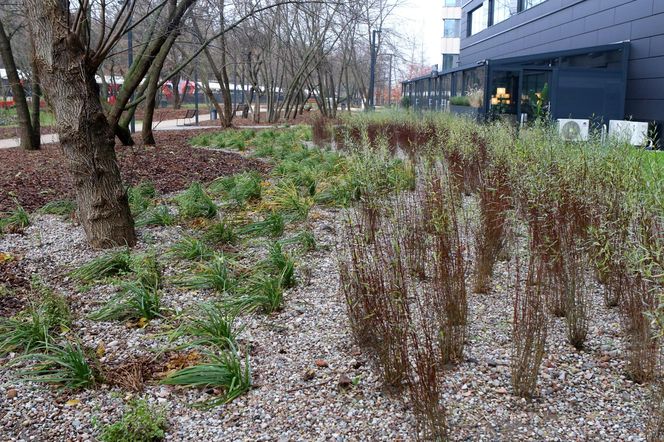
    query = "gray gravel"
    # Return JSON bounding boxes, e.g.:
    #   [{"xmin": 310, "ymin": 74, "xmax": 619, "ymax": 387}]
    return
[{"xmin": 0, "ymin": 205, "xmax": 654, "ymax": 441}]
